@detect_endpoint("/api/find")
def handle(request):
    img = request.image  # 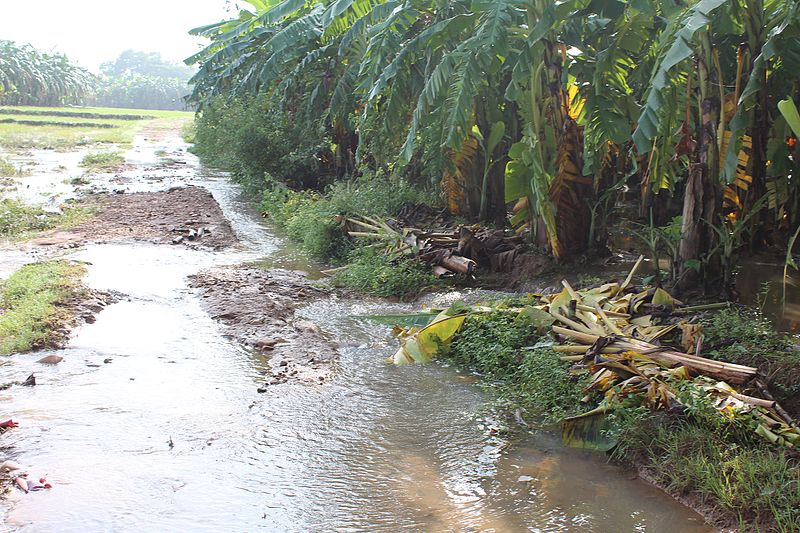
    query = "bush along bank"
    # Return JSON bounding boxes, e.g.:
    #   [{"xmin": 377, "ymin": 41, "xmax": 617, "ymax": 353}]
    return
[{"xmin": 378, "ymin": 271, "xmax": 800, "ymax": 531}]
